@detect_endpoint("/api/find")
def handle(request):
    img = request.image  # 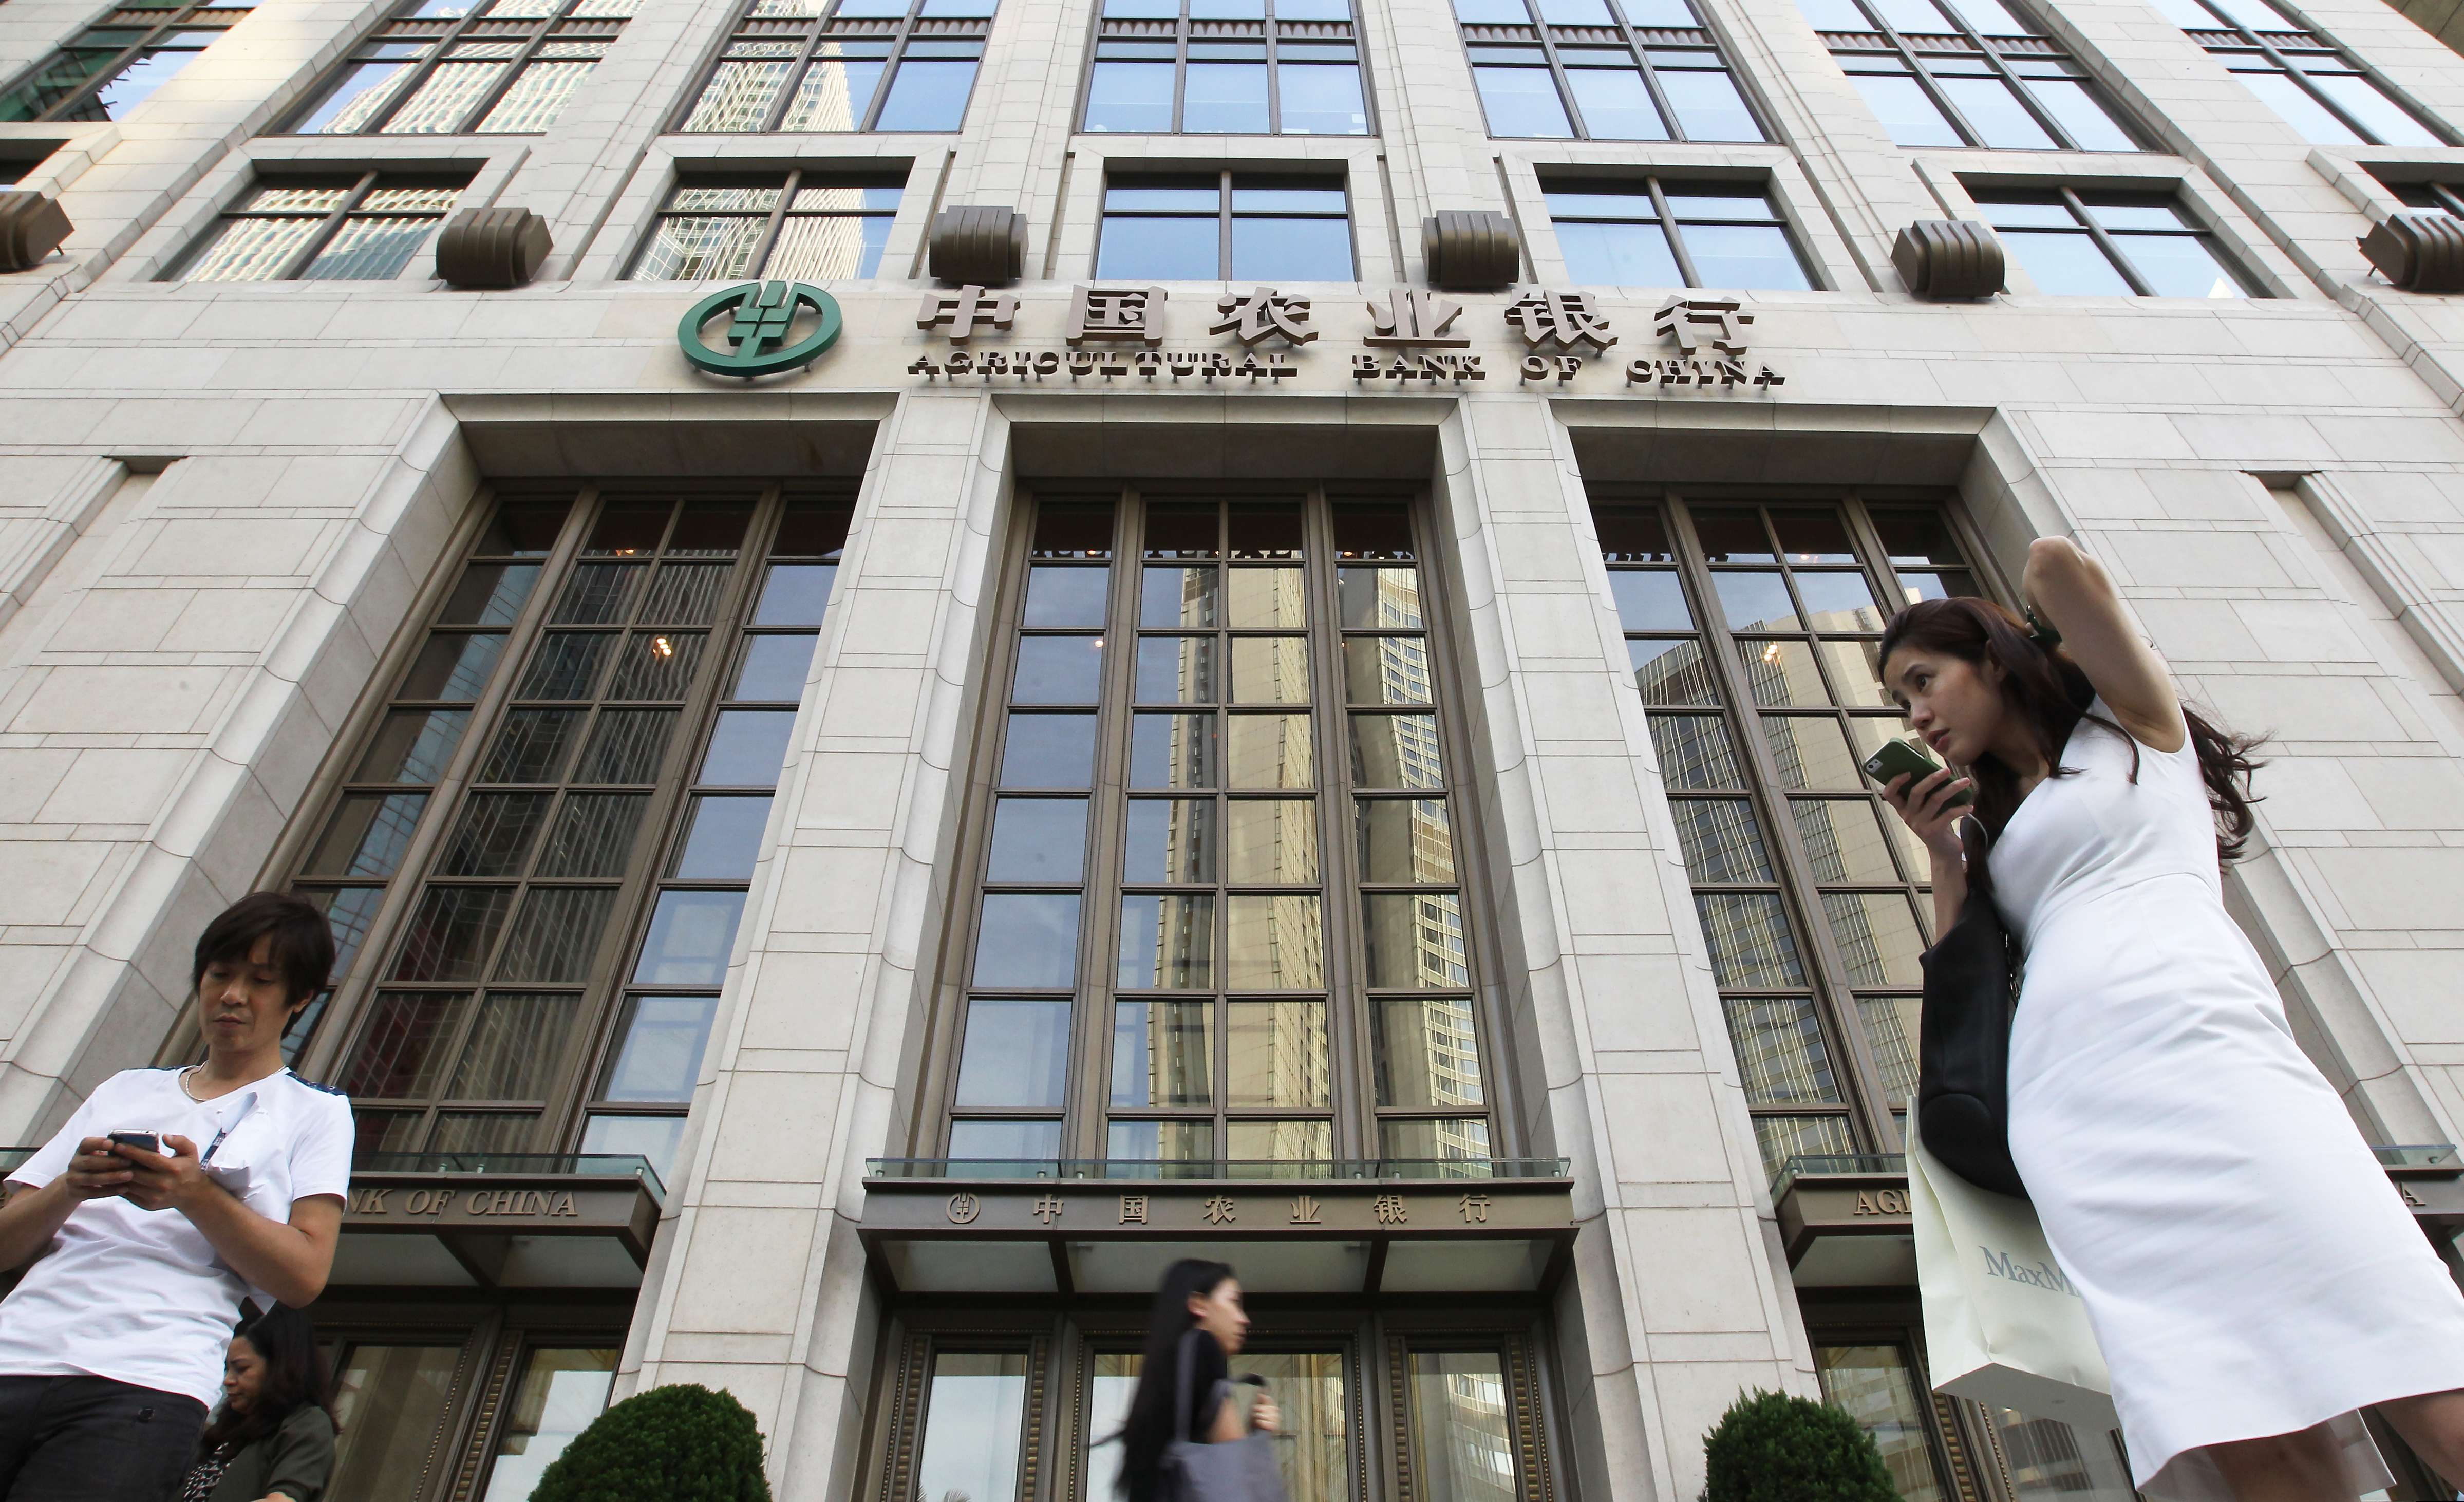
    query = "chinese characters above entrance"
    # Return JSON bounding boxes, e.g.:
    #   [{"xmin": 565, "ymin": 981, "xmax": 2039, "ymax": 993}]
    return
[{"xmin": 900, "ymin": 285, "xmax": 1788, "ymax": 391}]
